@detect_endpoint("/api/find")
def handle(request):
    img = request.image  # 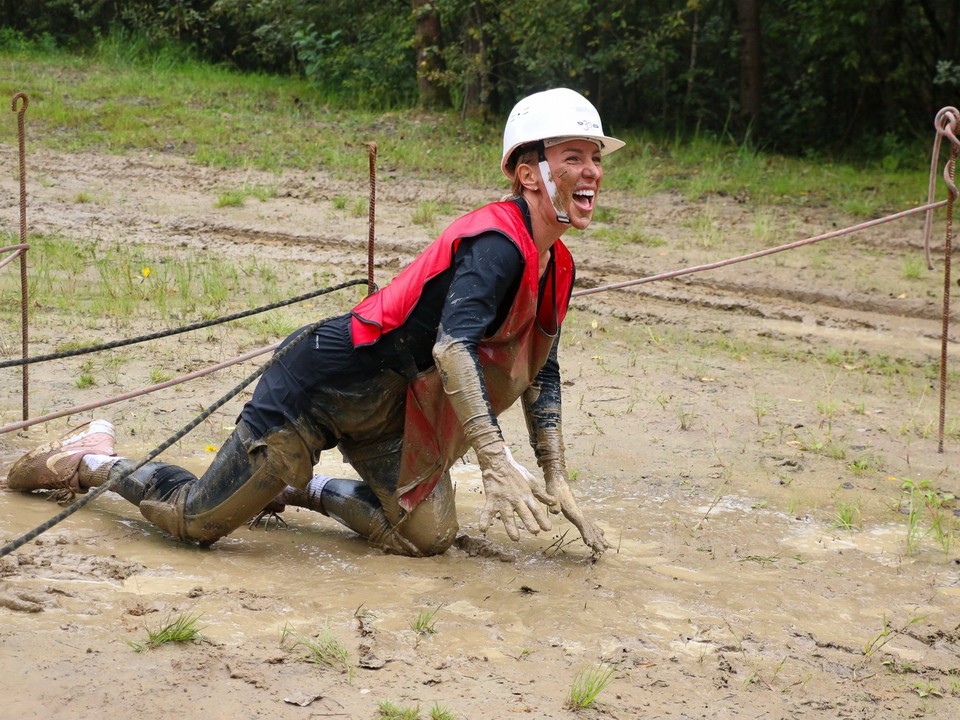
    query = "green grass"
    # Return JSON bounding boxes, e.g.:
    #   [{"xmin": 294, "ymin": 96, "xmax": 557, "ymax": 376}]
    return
[
  {"xmin": 833, "ymin": 500, "xmax": 860, "ymax": 531},
  {"xmin": 279, "ymin": 623, "xmax": 353, "ymax": 679},
  {"xmin": 567, "ymin": 663, "xmax": 615, "ymax": 709},
  {"xmin": 376, "ymin": 701, "xmax": 420, "ymax": 720},
  {"xmin": 410, "ymin": 605, "xmax": 442, "ymax": 635},
  {"xmin": 128, "ymin": 611, "xmax": 204, "ymax": 652},
  {"xmin": 0, "ymin": 230, "xmax": 357, "ymax": 335},
  {"xmin": 428, "ymin": 704, "xmax": 455, "ymax": 720},
  {"xmin": 149, "ymin": 367, "xmax": 173, "ymax": 383},
  {"xmin": 0, "ymin": 44, "xmax": 935, "ymax": 213},
  {"xmin": 901, "ymin": 478, "xmax": 957, "ymax": 555},
  {"xmin": 589, "ymin": 226, "xmax": 666, "ymax": 250},
  {"xmin": 373, "ymin": 701, "xmax": 454, "ymax": 720}
]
